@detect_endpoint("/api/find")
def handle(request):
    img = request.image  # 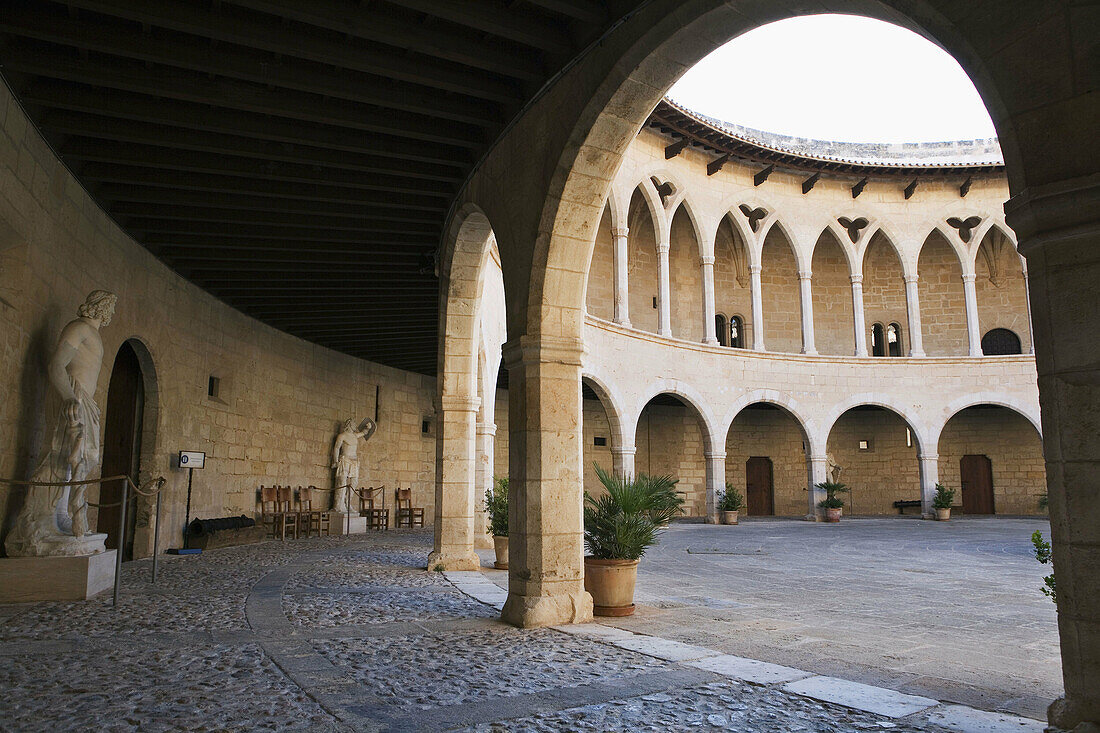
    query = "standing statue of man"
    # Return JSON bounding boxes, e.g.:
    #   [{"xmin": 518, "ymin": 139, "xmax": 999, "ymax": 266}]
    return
[
  {"xmin": 5, "ymin": 290, "xmax": 117, "ymax": 557},
  {"xmin": 827, "ymin": 453, "xmax": 844, "ymax": 484},
  {"xmin": 331, "ymin": 417, "xmax": 376, "ymax": 514}
]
